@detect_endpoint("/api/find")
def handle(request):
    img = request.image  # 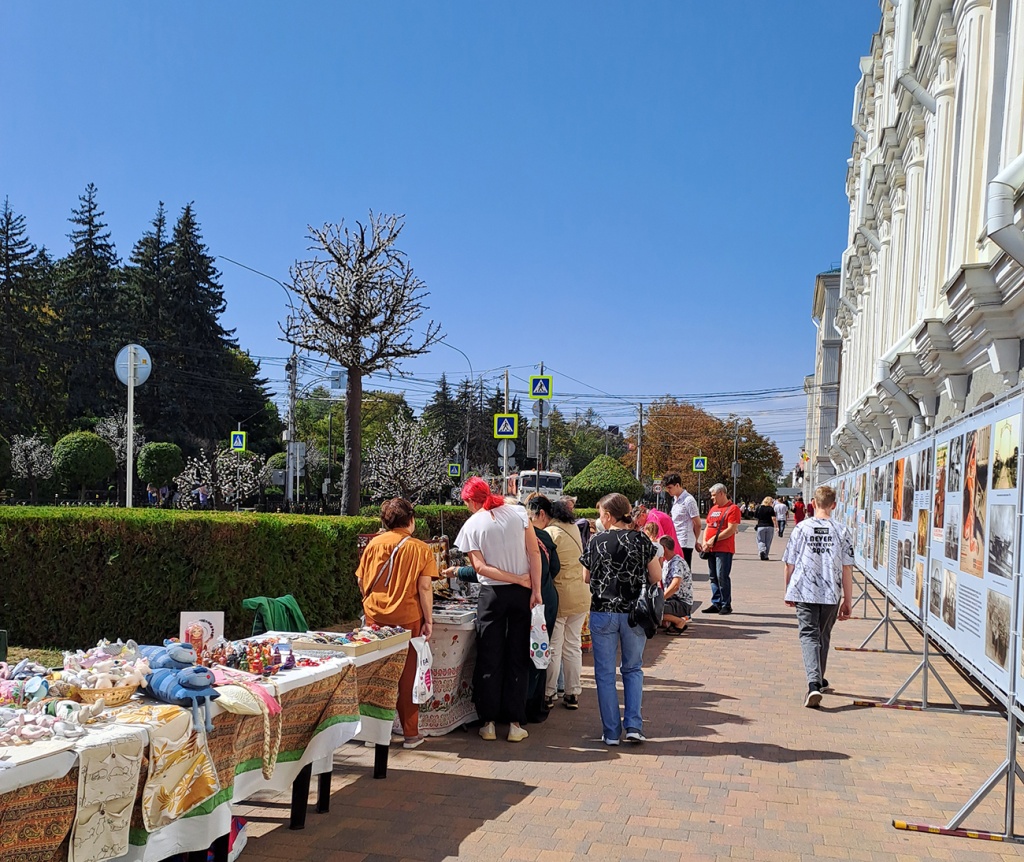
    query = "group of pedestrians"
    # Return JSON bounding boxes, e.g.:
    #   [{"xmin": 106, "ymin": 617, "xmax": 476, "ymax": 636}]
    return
[{"xmin": 356, "ymin": 473, "xmax": 856, "ymax": 752}]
